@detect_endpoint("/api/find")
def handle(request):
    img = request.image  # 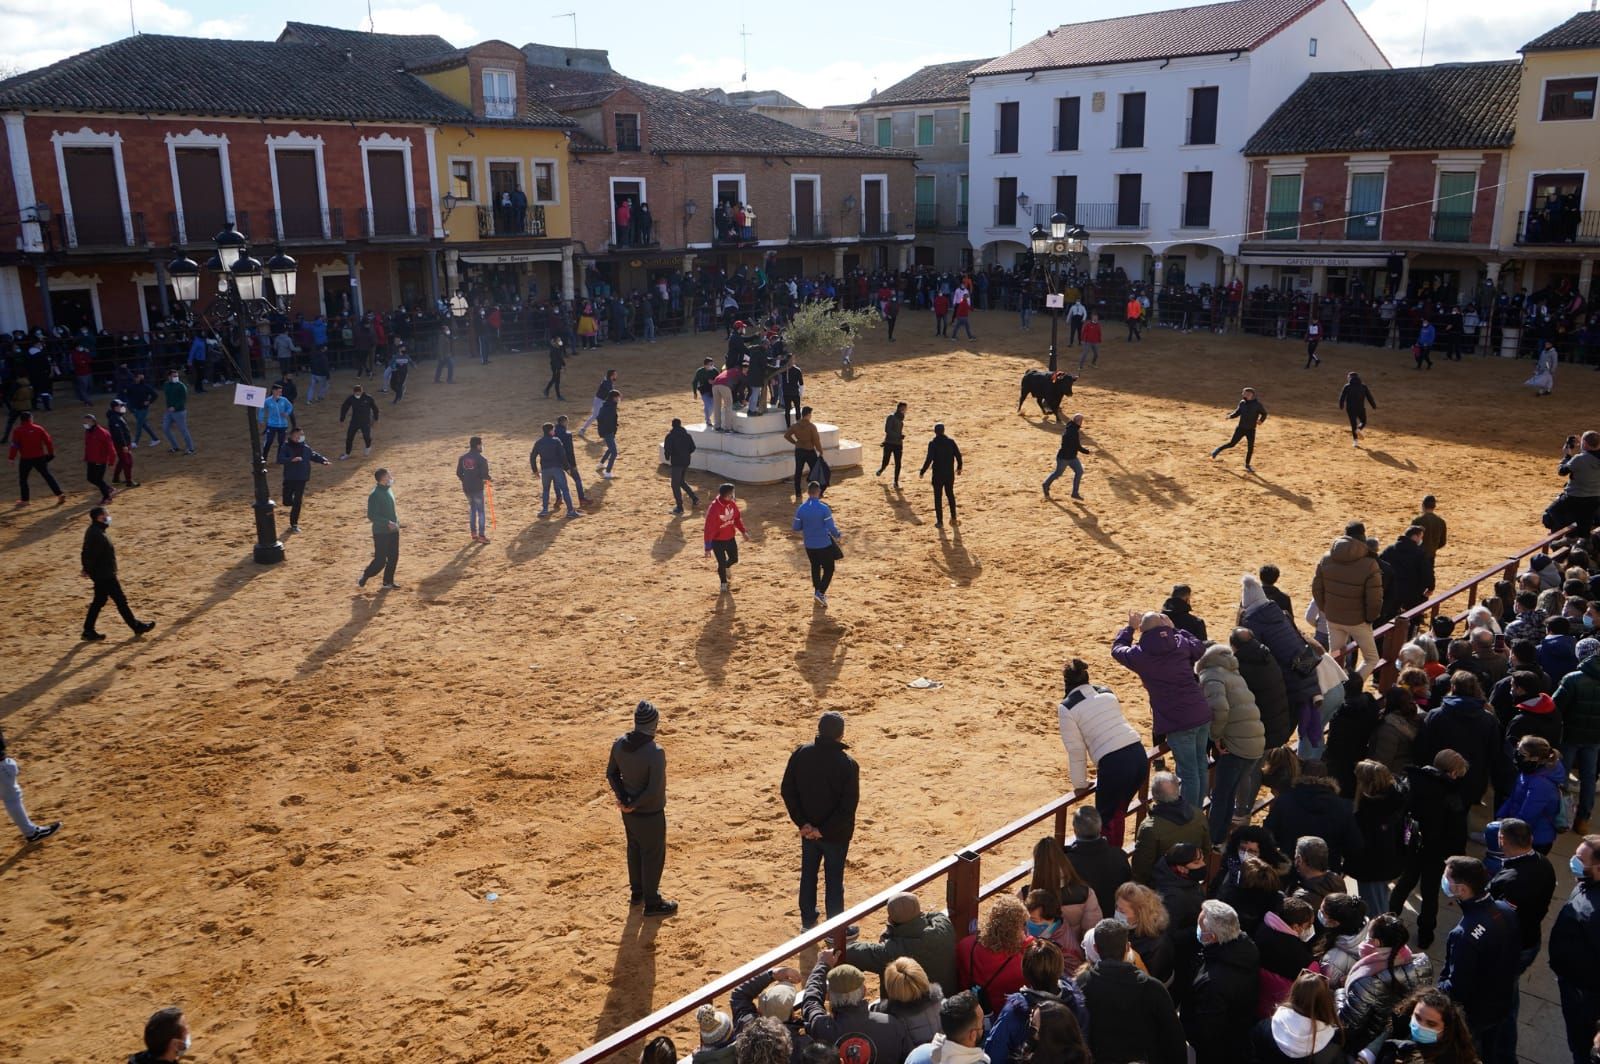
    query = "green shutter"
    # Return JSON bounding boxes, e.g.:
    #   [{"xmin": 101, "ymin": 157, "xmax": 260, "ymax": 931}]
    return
[
  {"xmin": 960, "ymin": 112, "xmax": 970, "ymax": 143},
  {"xmin": 1268, "ymin": 175, "xmax": 1301, "ymax": 213},
  {"xmin": 917, "ymin": 115, "xmax": 934, "ymax": 145},
  {"xmin": 1347, "ymin": 173, "xmax": 1383, "ymax": 237},
  {"xmin": 1437, "ymin": 172, "xmax": 1475, "ymax": 212},
  {"xmin": 876, "ymin": 117, "xmax": 892, "ymax": 147}
]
